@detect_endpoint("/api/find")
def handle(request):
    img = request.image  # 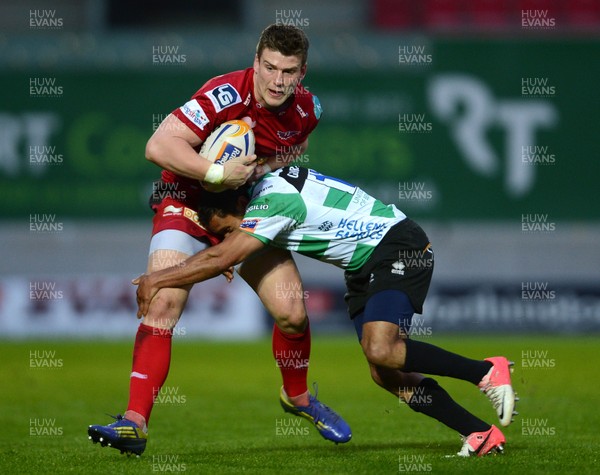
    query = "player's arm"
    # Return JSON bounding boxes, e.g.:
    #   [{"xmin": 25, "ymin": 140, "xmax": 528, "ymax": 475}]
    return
[
  {"xmin": 253, "ymin": 137, "xmax": 309, "ymax": 180},
  {"xmin": 133, "ymin": 230, "xmax": 264, "ymax": 317},
  {"xmin": 145, "ymin": 113, "xmax": 256, "ymax": 188}
]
